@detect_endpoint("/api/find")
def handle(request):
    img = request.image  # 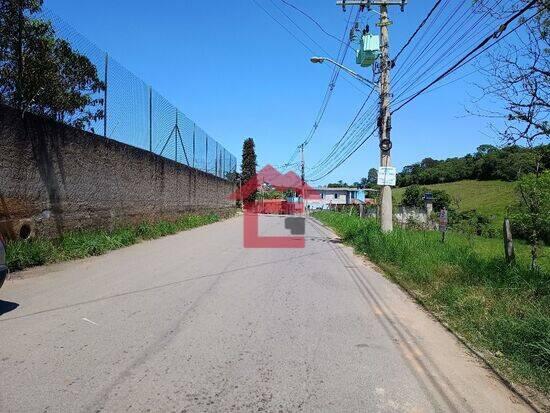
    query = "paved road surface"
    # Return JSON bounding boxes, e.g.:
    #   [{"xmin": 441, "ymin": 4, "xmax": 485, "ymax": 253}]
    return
[{"xmin": 0, "ymin": 215, "xmax": 531, "ymax": 412}]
